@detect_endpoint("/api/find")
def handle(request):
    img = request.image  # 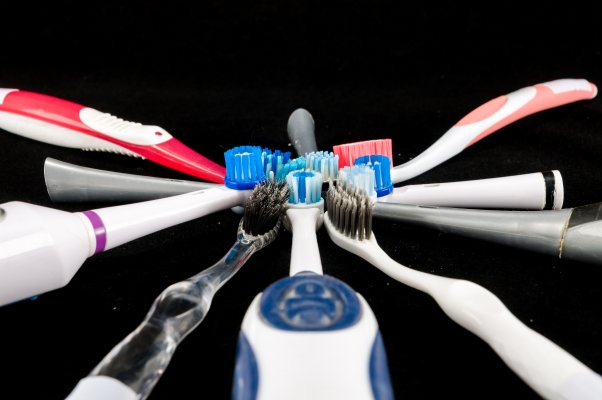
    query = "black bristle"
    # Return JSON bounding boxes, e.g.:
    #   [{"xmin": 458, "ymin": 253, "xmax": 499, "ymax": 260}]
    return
[
  {"xmin": 326, "ymin": 183, "xmax": 372, "ymax": 240},
  {"xmin": 242, "ymin": 181, "xmax": 290, "ymax": 236}
]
